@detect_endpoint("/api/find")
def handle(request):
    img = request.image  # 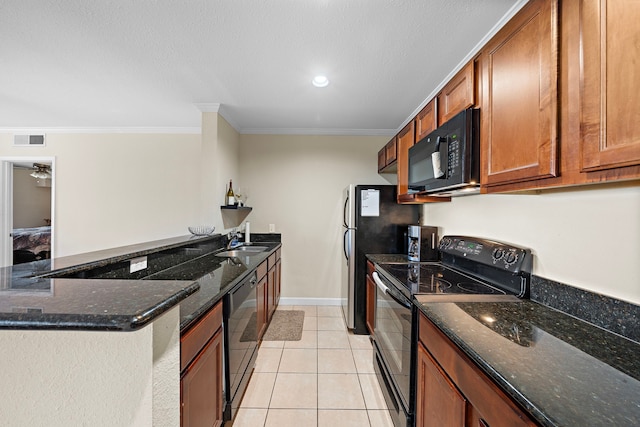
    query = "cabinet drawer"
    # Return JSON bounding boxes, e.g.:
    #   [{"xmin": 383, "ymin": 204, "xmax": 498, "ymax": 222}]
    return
[
  {"xmin": 257, "ymin": 260, "xmax": 268, "ymax": 280},
  {"xmin": 418, "ymin": 312, "xmax": 537, "ymax": 427},
  {"xmin": 181, "ymin": 301, "xmax": 223, "ymax": 371},
  {"xmin": 268, "ymin": 253, "xmax": 277, "ymax": 270},
  {"xmin": 276, "ymin": 247, "xmax": 281, "ymax": 261}
]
